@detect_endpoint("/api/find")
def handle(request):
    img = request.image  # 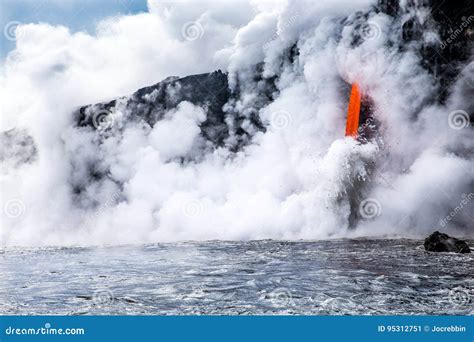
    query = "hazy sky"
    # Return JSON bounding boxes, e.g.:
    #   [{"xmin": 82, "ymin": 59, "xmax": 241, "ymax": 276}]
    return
[{"xmin": 0, "ymin": 0, "xmax": 148, "ymax": 60}]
